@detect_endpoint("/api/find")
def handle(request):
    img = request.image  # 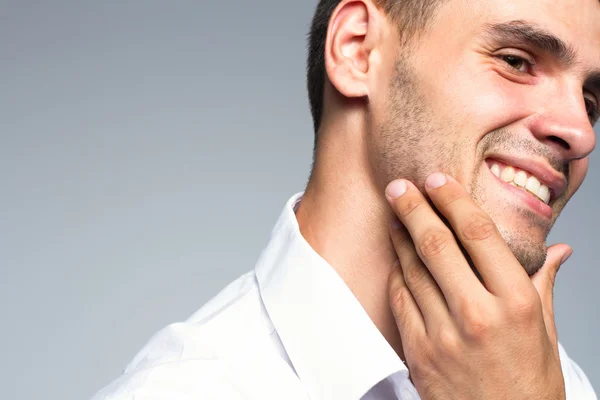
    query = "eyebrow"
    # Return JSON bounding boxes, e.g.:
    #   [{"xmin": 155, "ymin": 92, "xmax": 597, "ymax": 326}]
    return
[
  {"xmin": 482, "ymin": 20, "xmax": 600, "ymax": 96},
  {"xmin": 482, "ymin": 20, "xmax": 578, "ymax": 68}
]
